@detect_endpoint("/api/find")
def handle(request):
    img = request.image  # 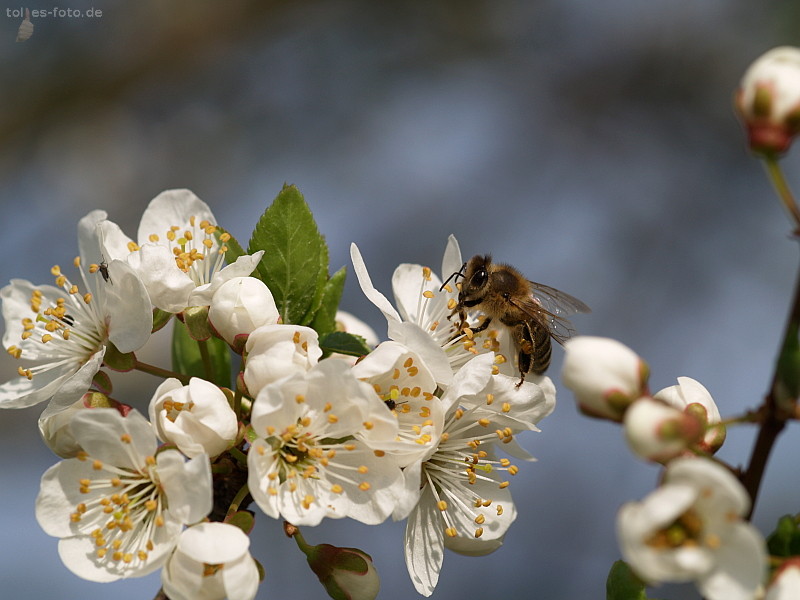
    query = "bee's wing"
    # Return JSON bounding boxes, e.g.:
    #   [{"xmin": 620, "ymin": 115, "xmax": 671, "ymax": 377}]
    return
[
  {"xmin": 527, "ymin": 281, "xmax": 591, "ymax": 316},
  {"xmin": 508, "ymin": 282, "xmax": 590, "ymax": 346}
]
